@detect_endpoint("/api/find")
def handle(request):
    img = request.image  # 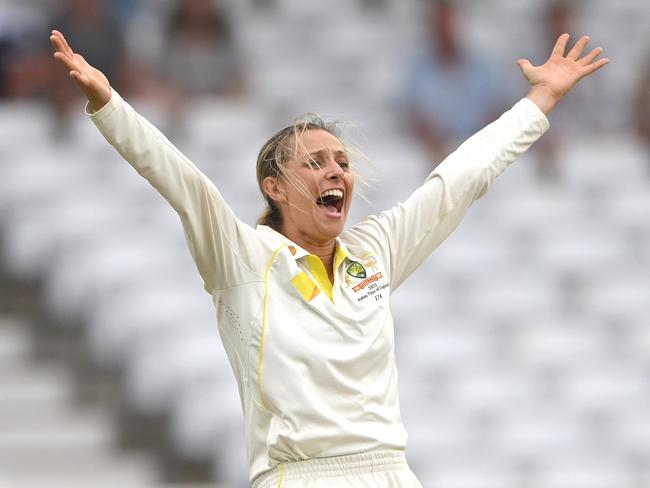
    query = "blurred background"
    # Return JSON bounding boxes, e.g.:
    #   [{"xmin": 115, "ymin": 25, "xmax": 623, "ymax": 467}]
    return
[{"xmin": 1, "ymin": 0, "xmax": 649, "ymax": 487}]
